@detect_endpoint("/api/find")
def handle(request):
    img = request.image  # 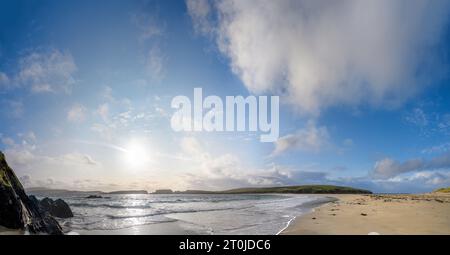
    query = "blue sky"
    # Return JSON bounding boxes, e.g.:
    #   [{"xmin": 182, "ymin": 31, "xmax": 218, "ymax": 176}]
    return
[{"xmin": 1, "ymin": 0, "xmax": 450, "ymax": 193}]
